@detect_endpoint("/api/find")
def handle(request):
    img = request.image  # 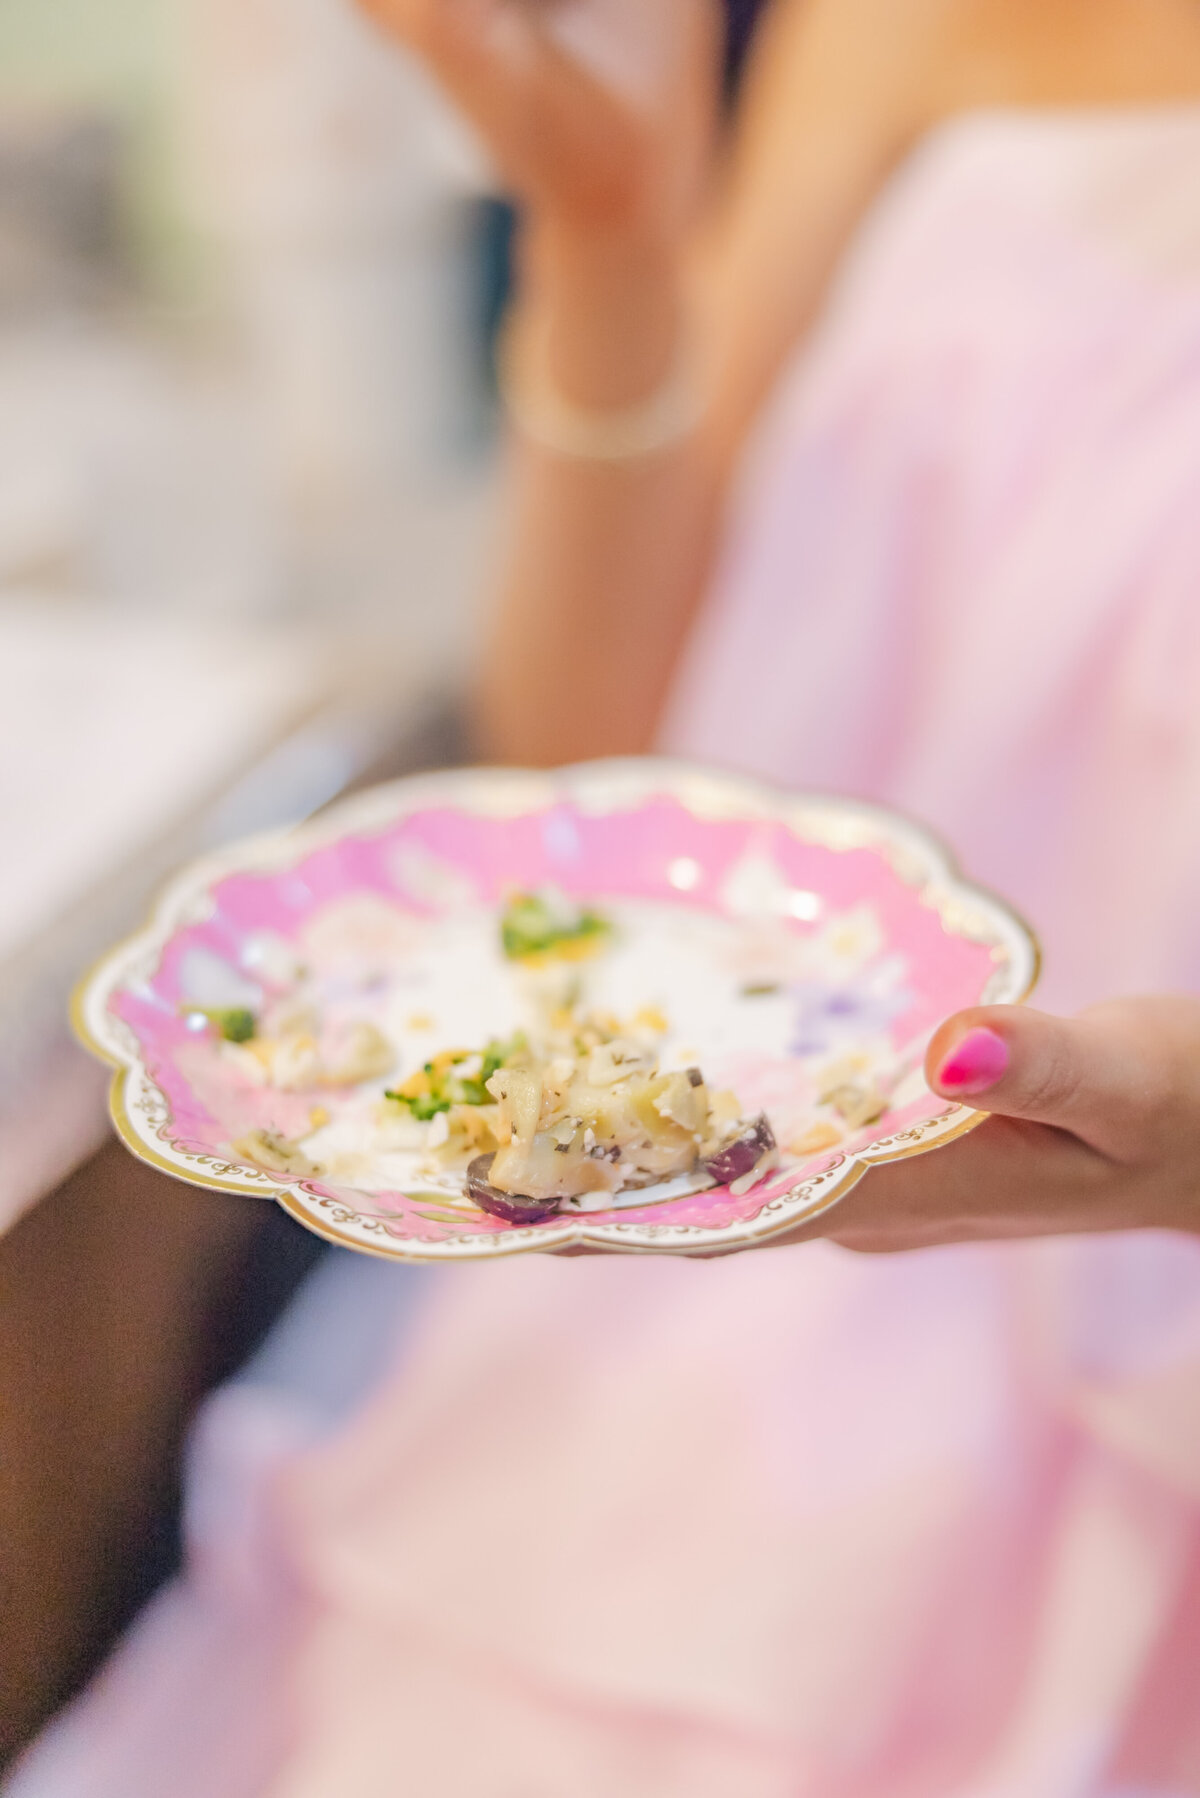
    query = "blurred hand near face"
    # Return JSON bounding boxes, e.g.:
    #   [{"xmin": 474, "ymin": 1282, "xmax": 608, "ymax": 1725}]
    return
[{"xmin": 354, "ymin": 0, "xmax": 722, "ymax": 242}]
